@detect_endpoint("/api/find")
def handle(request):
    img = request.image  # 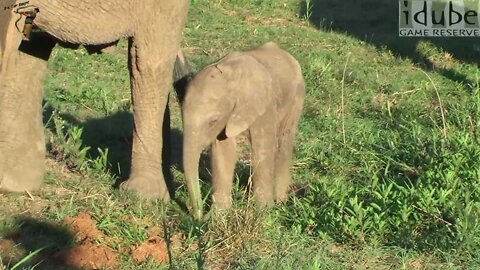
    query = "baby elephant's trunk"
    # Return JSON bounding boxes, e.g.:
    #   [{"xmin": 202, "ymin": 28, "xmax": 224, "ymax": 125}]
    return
[{"xmin": 183, "ymin": 140, "xmax": 203, "ymax": 219}]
